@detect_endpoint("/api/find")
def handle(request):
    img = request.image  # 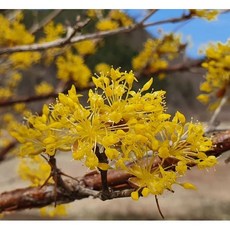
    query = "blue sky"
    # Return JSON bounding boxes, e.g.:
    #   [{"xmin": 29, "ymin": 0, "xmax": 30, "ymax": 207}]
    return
[{"xmin": 125, "ymin": 10, "xmax": 230, "ymax": 59}]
